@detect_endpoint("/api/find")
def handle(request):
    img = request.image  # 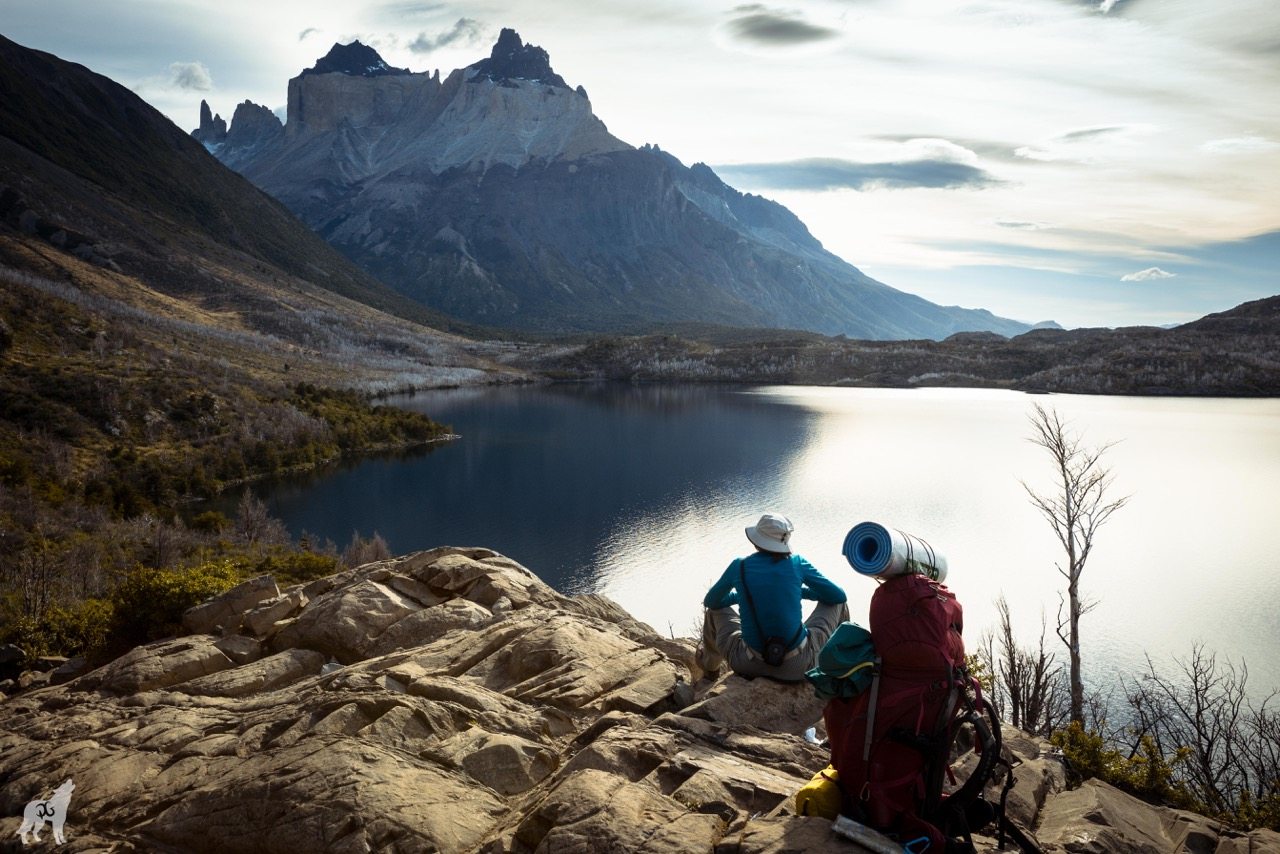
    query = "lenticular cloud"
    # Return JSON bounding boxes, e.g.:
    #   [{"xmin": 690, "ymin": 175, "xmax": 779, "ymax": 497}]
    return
[{"xmin": 1121, "ymin": 267, "xmax": 1176, "ymax": 282}]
